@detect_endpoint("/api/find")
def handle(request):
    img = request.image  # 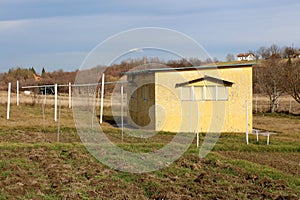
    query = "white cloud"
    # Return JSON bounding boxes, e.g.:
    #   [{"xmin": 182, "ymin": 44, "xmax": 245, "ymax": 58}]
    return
[
  {"xmin": 0, "ymin": 0, "xmax": 39, "ymax": 3},
  {"xmin": 0, "ymin": 19, "xmax": 26, "ymax": 31}
]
